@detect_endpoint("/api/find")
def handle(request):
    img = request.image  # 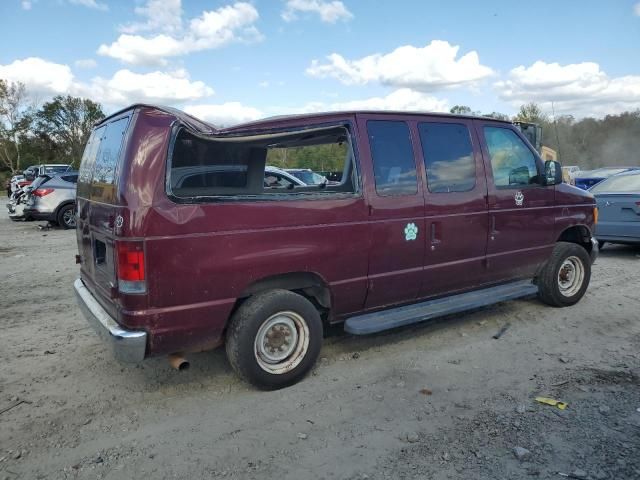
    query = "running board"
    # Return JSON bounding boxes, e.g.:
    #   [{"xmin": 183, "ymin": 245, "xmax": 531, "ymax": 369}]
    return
[{"xmin": 344, "ymin": 280, "xmax": 538, "ymax": 335}]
